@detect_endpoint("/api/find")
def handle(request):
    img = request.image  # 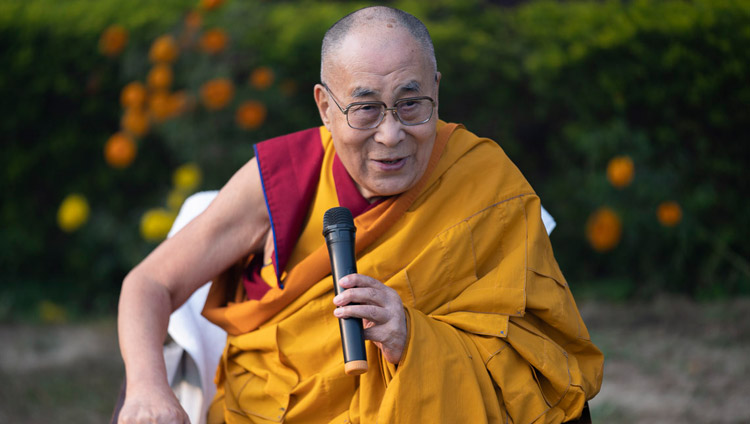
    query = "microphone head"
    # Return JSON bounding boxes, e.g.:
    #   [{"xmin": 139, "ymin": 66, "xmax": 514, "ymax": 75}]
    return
[{"xmin": 323, "ymin": 207, "xmax": 355, "ymax": 233}]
